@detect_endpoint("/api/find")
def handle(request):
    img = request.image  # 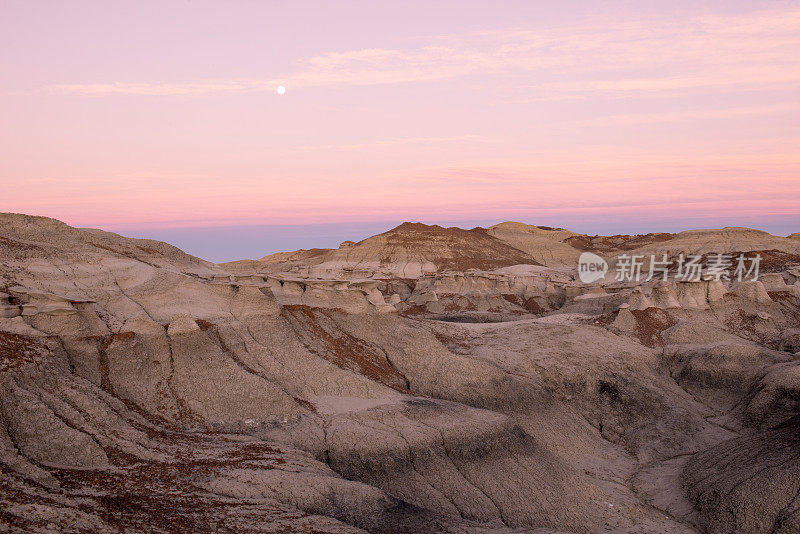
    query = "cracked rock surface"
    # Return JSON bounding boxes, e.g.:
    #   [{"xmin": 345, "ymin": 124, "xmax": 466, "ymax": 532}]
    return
[{"xmin": 2, "ymin": 213, "xmax": 800, "ymax": 533}]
